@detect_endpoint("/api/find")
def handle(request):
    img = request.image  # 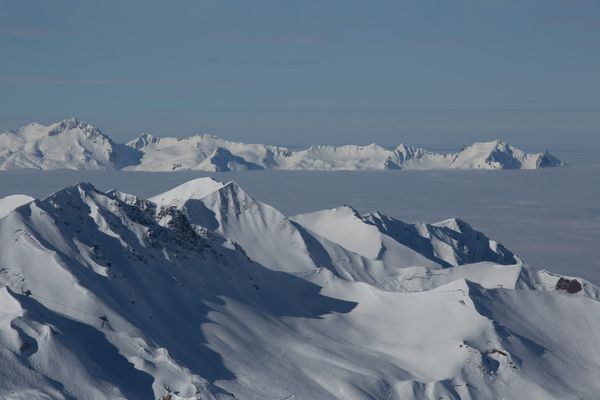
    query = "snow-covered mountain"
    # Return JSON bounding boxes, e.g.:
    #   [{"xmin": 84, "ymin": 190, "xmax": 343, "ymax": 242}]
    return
[
  {"xmin": 449, "ymin": 140, "xmax": 563, "ymax": 169},
  {"xmin": 0, "ymin": 119, "xmax": 563, "ymax": 171},
  {"xmin": 0, "ymin": 118, "xmax": 141, "ymax": 170},
  {"xmin": 129, "ymin": 134, "xmax": 563, "ymax": 171},
  {"xmin": 0, "ymin": 177, "xmax": 598, "ymax": 399}
]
